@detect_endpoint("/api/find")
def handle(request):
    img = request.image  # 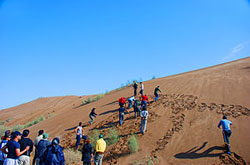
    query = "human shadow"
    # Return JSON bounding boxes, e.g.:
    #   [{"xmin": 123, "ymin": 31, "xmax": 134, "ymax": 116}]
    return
[
  {"xmin": 102, "ymin": 100, "xmax": 118, "ymax": 107},
  {"xmin": 99, "ymin": 109, "xmax": 119, "ymax": 116},
  {"xmin": 242, "ymin": 66, "xmax": 250, "ymax": 70},
  {"xmin": 174, "ymin": 142, "xmax": 225, "ymax": 159},
  {"xmin": 64, "ymin": 124, "xmax": 87, "ymax": 131}
]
